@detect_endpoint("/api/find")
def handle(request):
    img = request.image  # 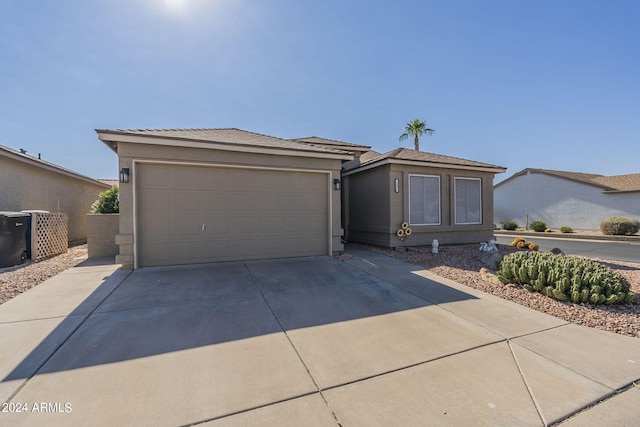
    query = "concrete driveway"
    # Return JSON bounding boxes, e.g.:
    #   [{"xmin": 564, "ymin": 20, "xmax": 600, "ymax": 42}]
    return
[{"xmin": 1, "ymin": 248, "xmax": 639, "ymax": 426}]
